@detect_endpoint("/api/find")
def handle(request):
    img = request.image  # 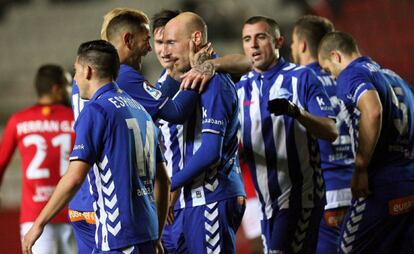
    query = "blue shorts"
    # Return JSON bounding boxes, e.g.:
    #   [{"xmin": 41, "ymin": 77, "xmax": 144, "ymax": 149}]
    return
[
  {"xmin": 339, "ymin": 181, "xmax": 414, "ymax": 254},
  {"xmin": 162, "ymin": 209, "xmax": 187, "ymax": 254},
  {"xmin": 316, "ymin": 207, "xmax": 348, "ymax": 254},
  {"xmin": 182, "ymin": 196, "xmax": 245, "ymax": 254},
  {"xmin": 260, "ymin": 198, "xmax": 325, "ymax": 254},
  {"xmin": 92, "ymin": 241, "xmax": 155, "ymax": 254},
  {"xmin": 69, "ymin": 210, "xmax": 96, "ymax": 254}
]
